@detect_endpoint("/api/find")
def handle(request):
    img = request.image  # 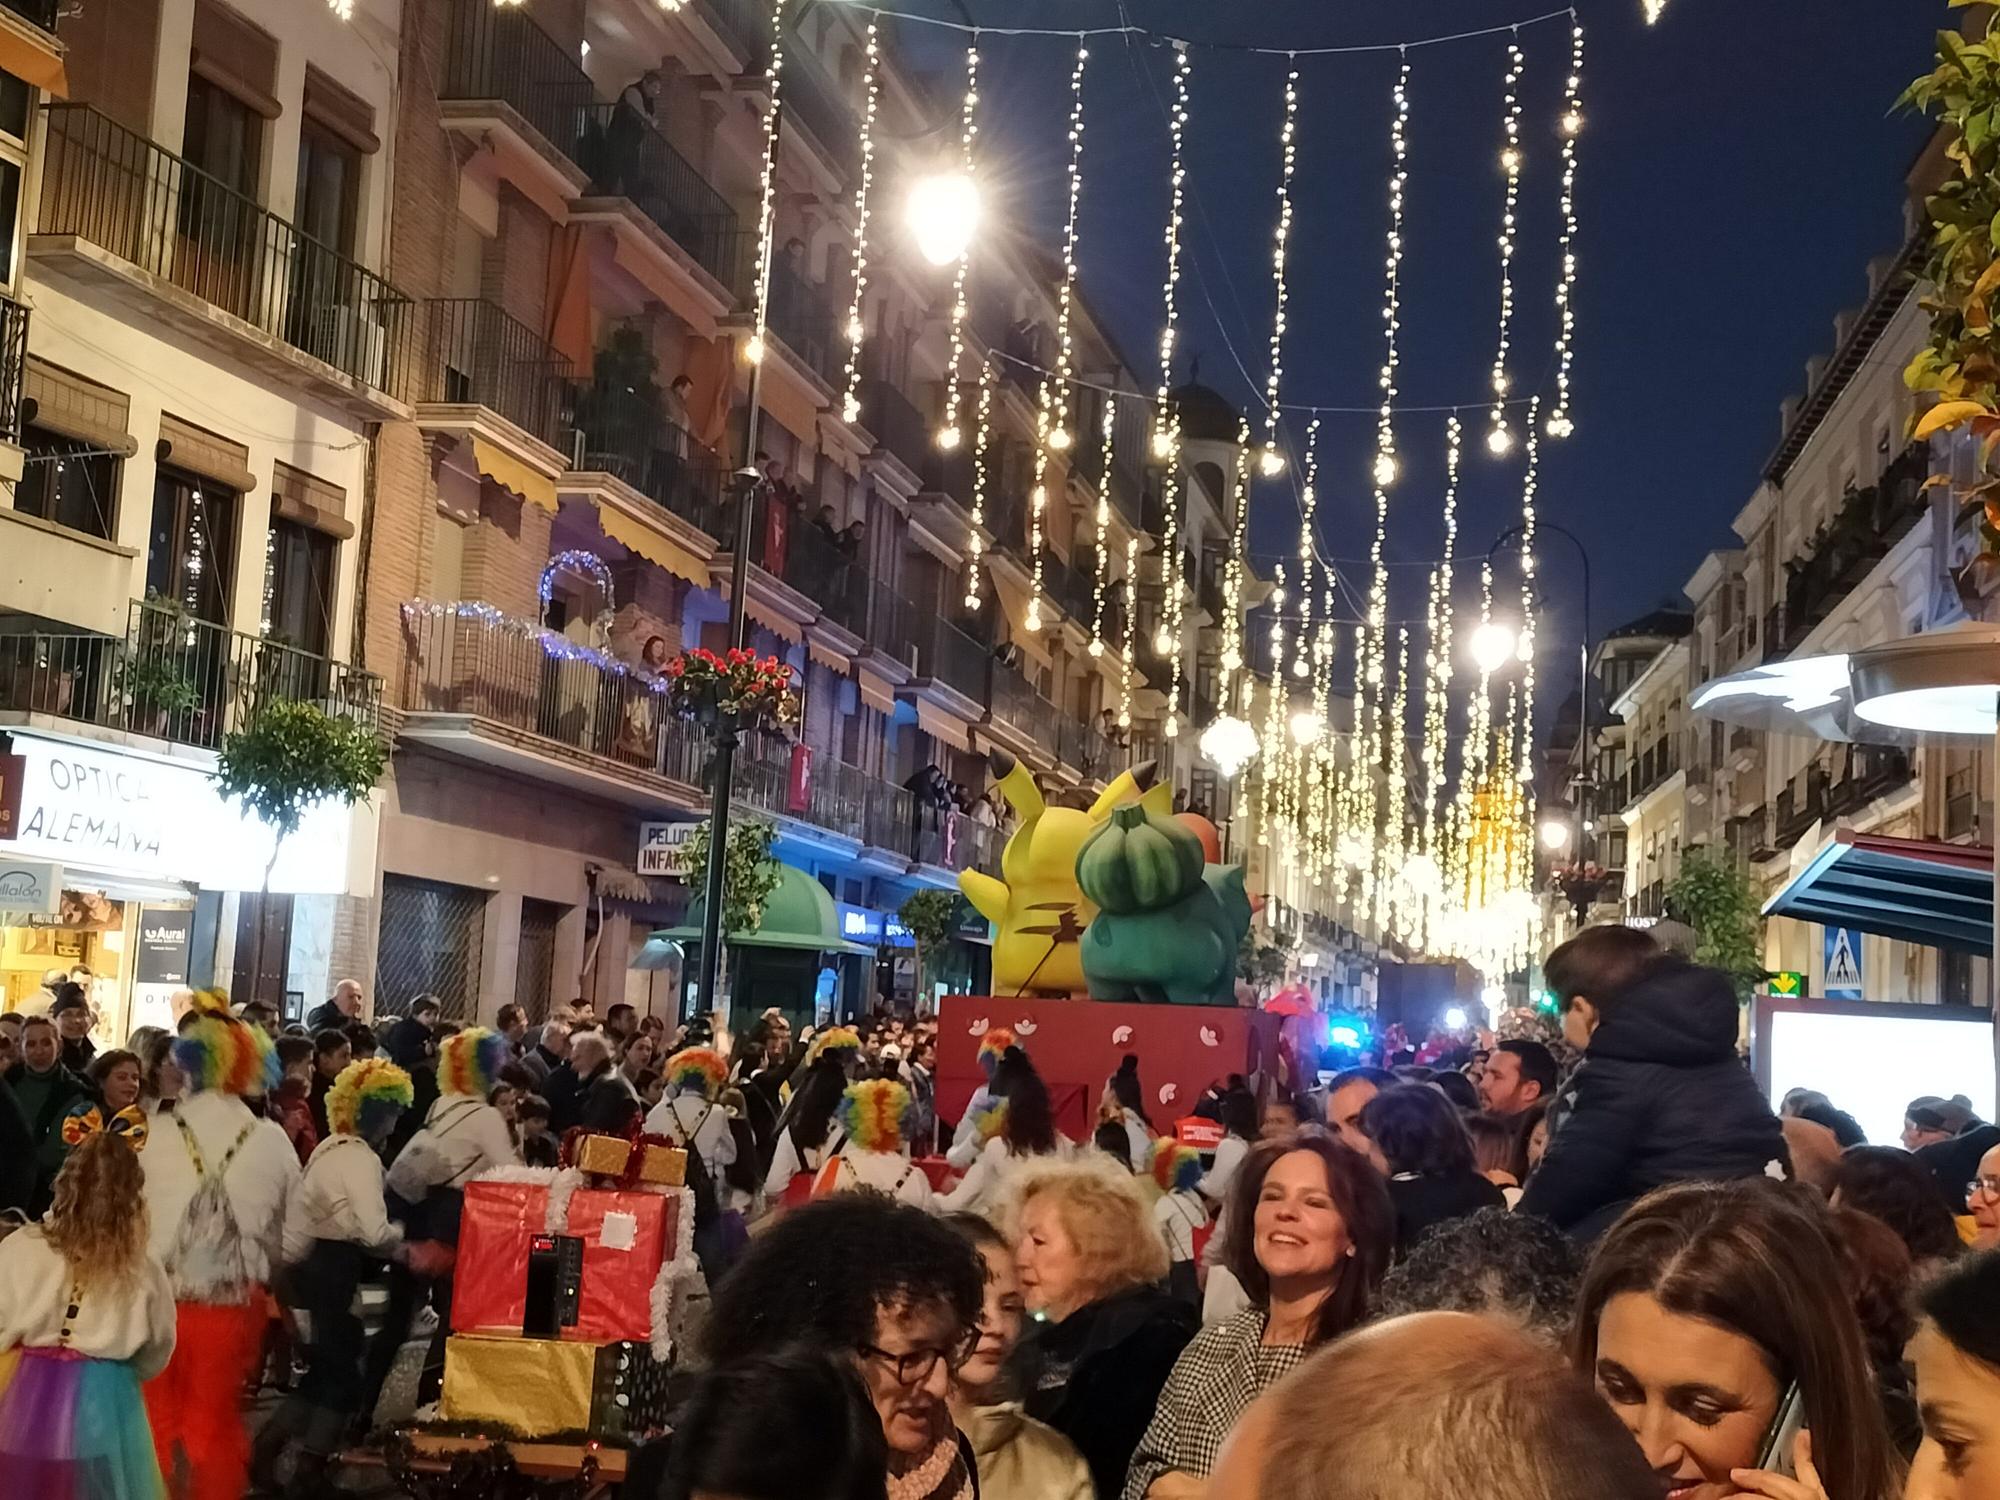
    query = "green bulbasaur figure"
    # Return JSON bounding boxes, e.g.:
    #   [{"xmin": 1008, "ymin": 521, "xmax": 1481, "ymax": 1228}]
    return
[{"xmin": 1075, "ymin": 804, "xmax": 1252, "ymax": 1006}]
